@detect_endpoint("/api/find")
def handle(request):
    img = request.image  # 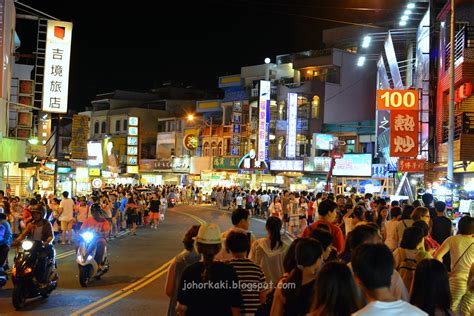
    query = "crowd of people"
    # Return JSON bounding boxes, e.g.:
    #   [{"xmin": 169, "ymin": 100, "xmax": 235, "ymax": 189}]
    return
[
  {"xmin": 166, "ymin": 190, "xmax": 474, "ymax": 316},
  {"xmin": 0, "ymin": 185, "xmax": 473, "ymax": 315}
]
